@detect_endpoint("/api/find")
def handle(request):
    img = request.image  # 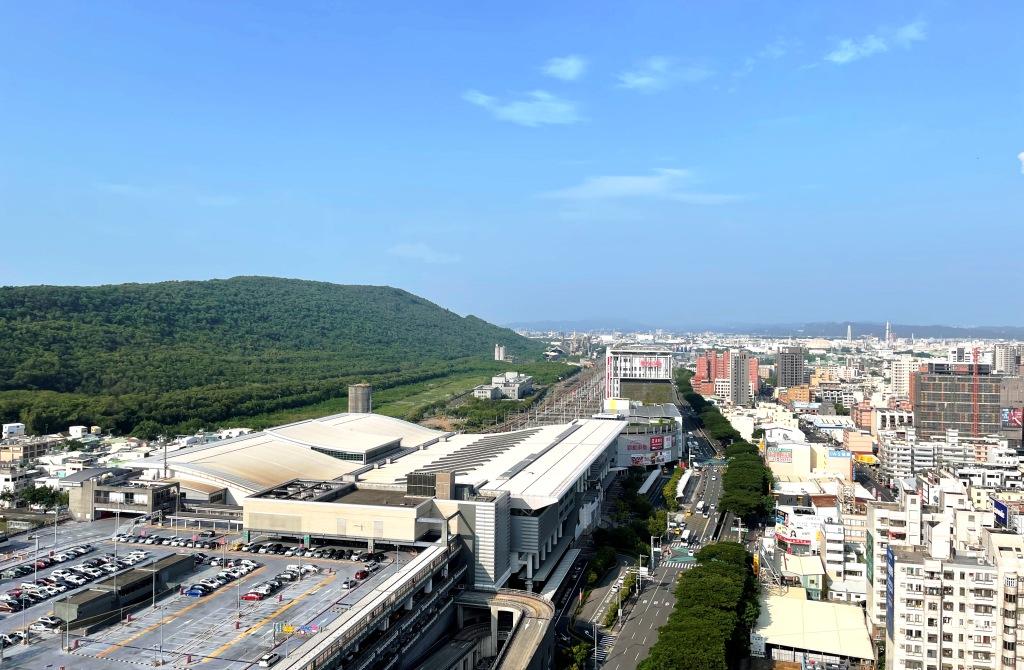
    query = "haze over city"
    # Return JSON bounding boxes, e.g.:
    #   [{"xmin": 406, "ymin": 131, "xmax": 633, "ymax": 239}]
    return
[{"xmin": 3, "ymin": 2, "xmax": 1023, "ymax": 325}]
